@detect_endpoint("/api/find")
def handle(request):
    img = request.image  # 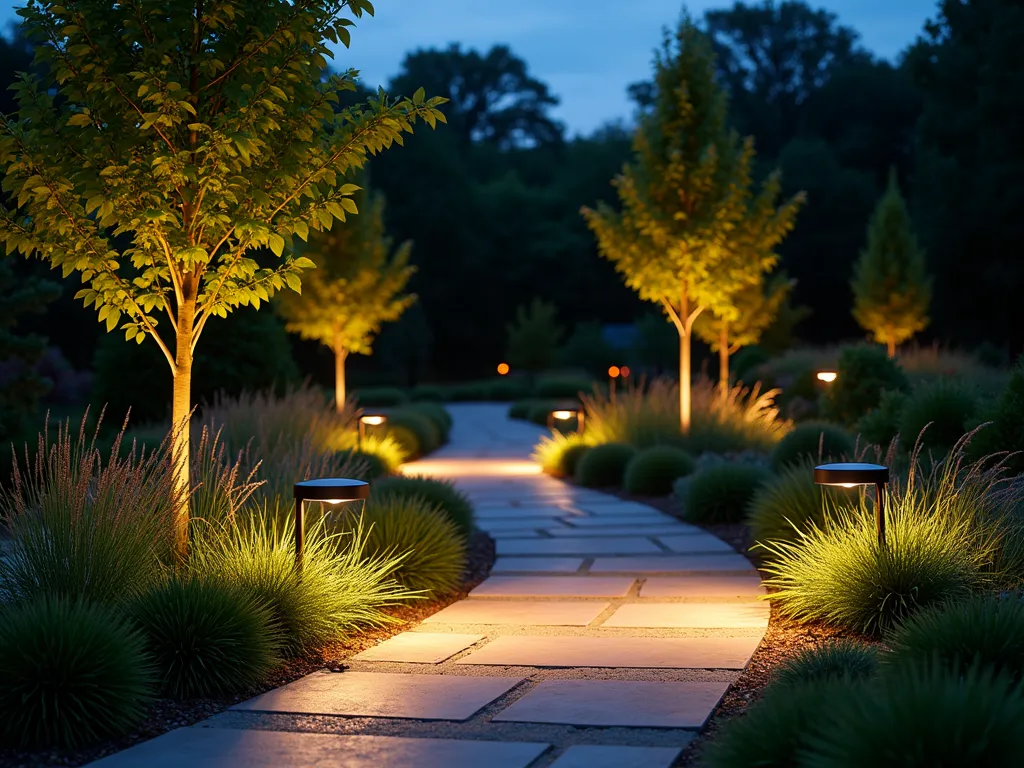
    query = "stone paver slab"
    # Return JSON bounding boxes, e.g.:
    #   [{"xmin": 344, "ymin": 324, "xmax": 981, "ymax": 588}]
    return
[
  {"xmin": 494, "ymin": 679, "xmax": 729, "ymax": 728},
  {"xmin": 655, "ymin": 534, "xmax": 735, "ymax": 554},
  {"xmin": 457, "ymin": 635, "xmax": 759, "ymax": 669},
  {"xmin": 576, "ymin": 501, "xmax": 666, "ymax": 515},
  {"xmin": 492, "ymin": 557, "xmax": 585, "ymax": 574},
  {"xmin": 471, "ymin": 576, "xmax": 635, "ymax": 598},
  {"xmin": 589, "ymin": 554, "xmax": 757, "ymax": 574},
  {"xmin": 351, "ymin": 632, "xmax": 484, "ymax": 663},
  {"xmin": 546, "ymin": 525, "xmax": 688, "ymax": 538},
  {"xmin": 550, "ymin": 745, "xmax": 684, "ymax": 768},
  {"xmin": 602, "ymin": 602, "xmax": 770, "ymax": 629},
  {"xmin": 562, "ymin": 514, "xmax": 674, "ymax": 527},
  {"xmin": 480, "ymin": 518, "xmax": 568, "ymax": 531},
  {"xmin": 231, "ymin": 671, "xmax": 523, "ymax": 721},
  {"xmin": 496, "ymin": 537, "xmax": 662, "ymax": 556},
  {"xmin": 423, "ymin": 600, "xmax": 609, "ymax": 626},
  {"xmin": 88, "ymin": 729, "xmax": 549, "ymax": 768},
  {"xmin": 640, "ymin": 575, "xmax": 765, "ymax": 599}
]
